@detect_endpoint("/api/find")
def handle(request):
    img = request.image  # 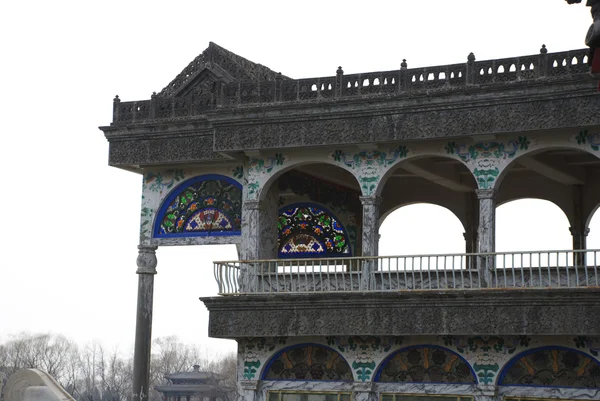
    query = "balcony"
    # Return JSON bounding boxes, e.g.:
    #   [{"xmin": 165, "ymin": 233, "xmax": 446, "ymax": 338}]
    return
[{"xmin": 213, "ymin": 249, "xmax": 600, "ymax": 295}]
